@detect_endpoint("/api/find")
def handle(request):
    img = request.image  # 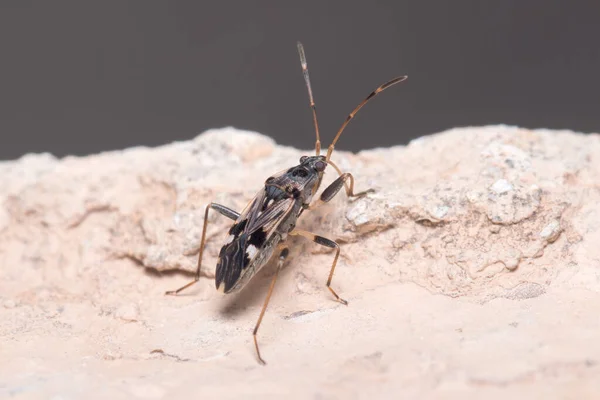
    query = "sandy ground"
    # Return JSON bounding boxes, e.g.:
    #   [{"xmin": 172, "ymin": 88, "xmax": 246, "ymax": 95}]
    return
[{"xmin": 1, "ymin": 126, "xmax": 600, "ymax": 399}]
